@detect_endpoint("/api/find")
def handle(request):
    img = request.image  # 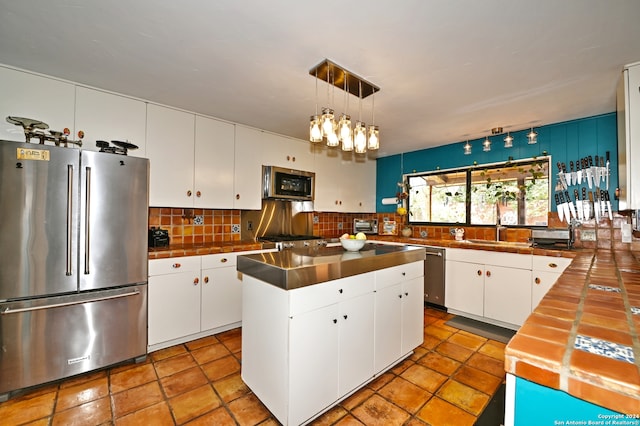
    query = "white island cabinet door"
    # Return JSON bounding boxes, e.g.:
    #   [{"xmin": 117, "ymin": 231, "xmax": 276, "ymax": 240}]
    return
[
  {"xmin": 194, "ymin": 116, "xmax": 235, "ymax": 208},
  {"xmin": 401, "ymin": 277, "xmax": 425, "ymax": 354},
  {"xmin": 374, "ymin": 283, "xmax": 403, "ymax": 372},
  {"xmin": 75, "ymin": 86, "xmax": 147, "ymax": 157},
  {"xmin": 289, "ymin": 304, "xmax": 340, "ymax": 426},
  {"xmin": 146, "ymin": 104, "xmax": 195, "ymax": 207},
  {"xmin": 0, "ymin": 66, "xmax": 75, "ymax": 142},
  {"xmin": 339, "ymin": 292, "xmax": 374, "ymax": 396}
]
